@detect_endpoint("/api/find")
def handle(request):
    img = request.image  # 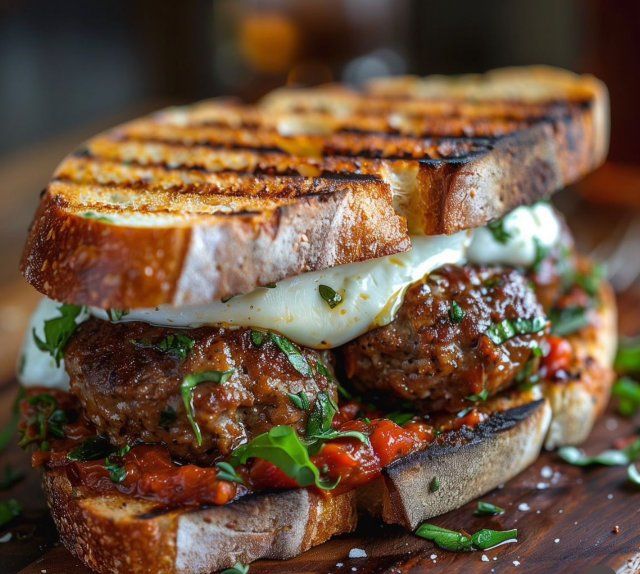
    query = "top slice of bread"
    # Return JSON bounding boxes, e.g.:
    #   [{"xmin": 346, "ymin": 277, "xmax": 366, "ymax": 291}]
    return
[{"xmin": 21, "ymin": 66, "xmax": 608, "ymax": 309}]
